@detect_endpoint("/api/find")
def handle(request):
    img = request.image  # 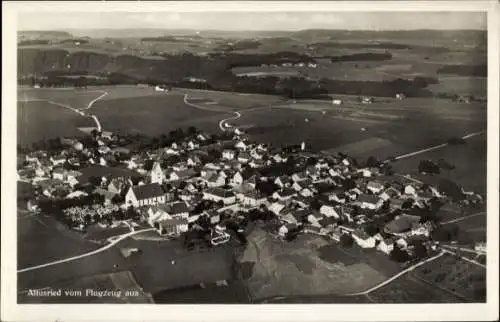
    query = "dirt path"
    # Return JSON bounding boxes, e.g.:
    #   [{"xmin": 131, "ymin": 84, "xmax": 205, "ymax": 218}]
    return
[{"xmin": 17, "ymin": 228, "xmax": 154, "ymax": 273}]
